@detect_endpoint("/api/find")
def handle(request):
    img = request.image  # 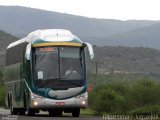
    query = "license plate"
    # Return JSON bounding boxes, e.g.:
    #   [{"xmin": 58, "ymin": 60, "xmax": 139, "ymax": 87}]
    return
[{"xmin": 55, "ymin": 102, "xmax": 65, "ymax": 106}]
